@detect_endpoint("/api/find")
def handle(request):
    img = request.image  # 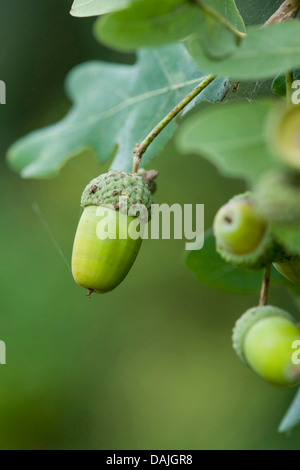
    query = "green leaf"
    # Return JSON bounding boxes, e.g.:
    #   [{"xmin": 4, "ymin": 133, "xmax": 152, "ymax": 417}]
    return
[
  {"xmin": 7, "ymin": 44, "xmax": 229, "ymax": 179},
  {"xmin": 185, "ymin": 230, "xmax": 290, "ymax": 294},
  {"xmin": 279, "ymin": 387, "xmax": 300, "ymax": 433},
  {"xmin": 95, "ymin": 0, "xmax": 203, "ymax": 51},
  {"xmin": 70, "ymin": 0, "xmax": 130, "ymax": 17},
  {"xmin": 272, "ymin": 70, "xmax": 300, "ymax": 98},
  {"xmin": 187, "ymin": 21, "xmax": 300, "ymax": 81},
  {"xmin": 272, "ymin": 74, "xmax": 288, "ymax": 98},
  {"xmin": 200, "ymin": 0, "xmax": 246, "ymax": 60},
  {"xmin": 185, "ymin": 230, "xmax": 262, "ymax": 293},
  {"xmin": 176, "ymin": 100, "xmax": 278, "ymax": 185},
  {"xmin": 95, "ymin": 0, "xmax": 245, "ymax": 53}
]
